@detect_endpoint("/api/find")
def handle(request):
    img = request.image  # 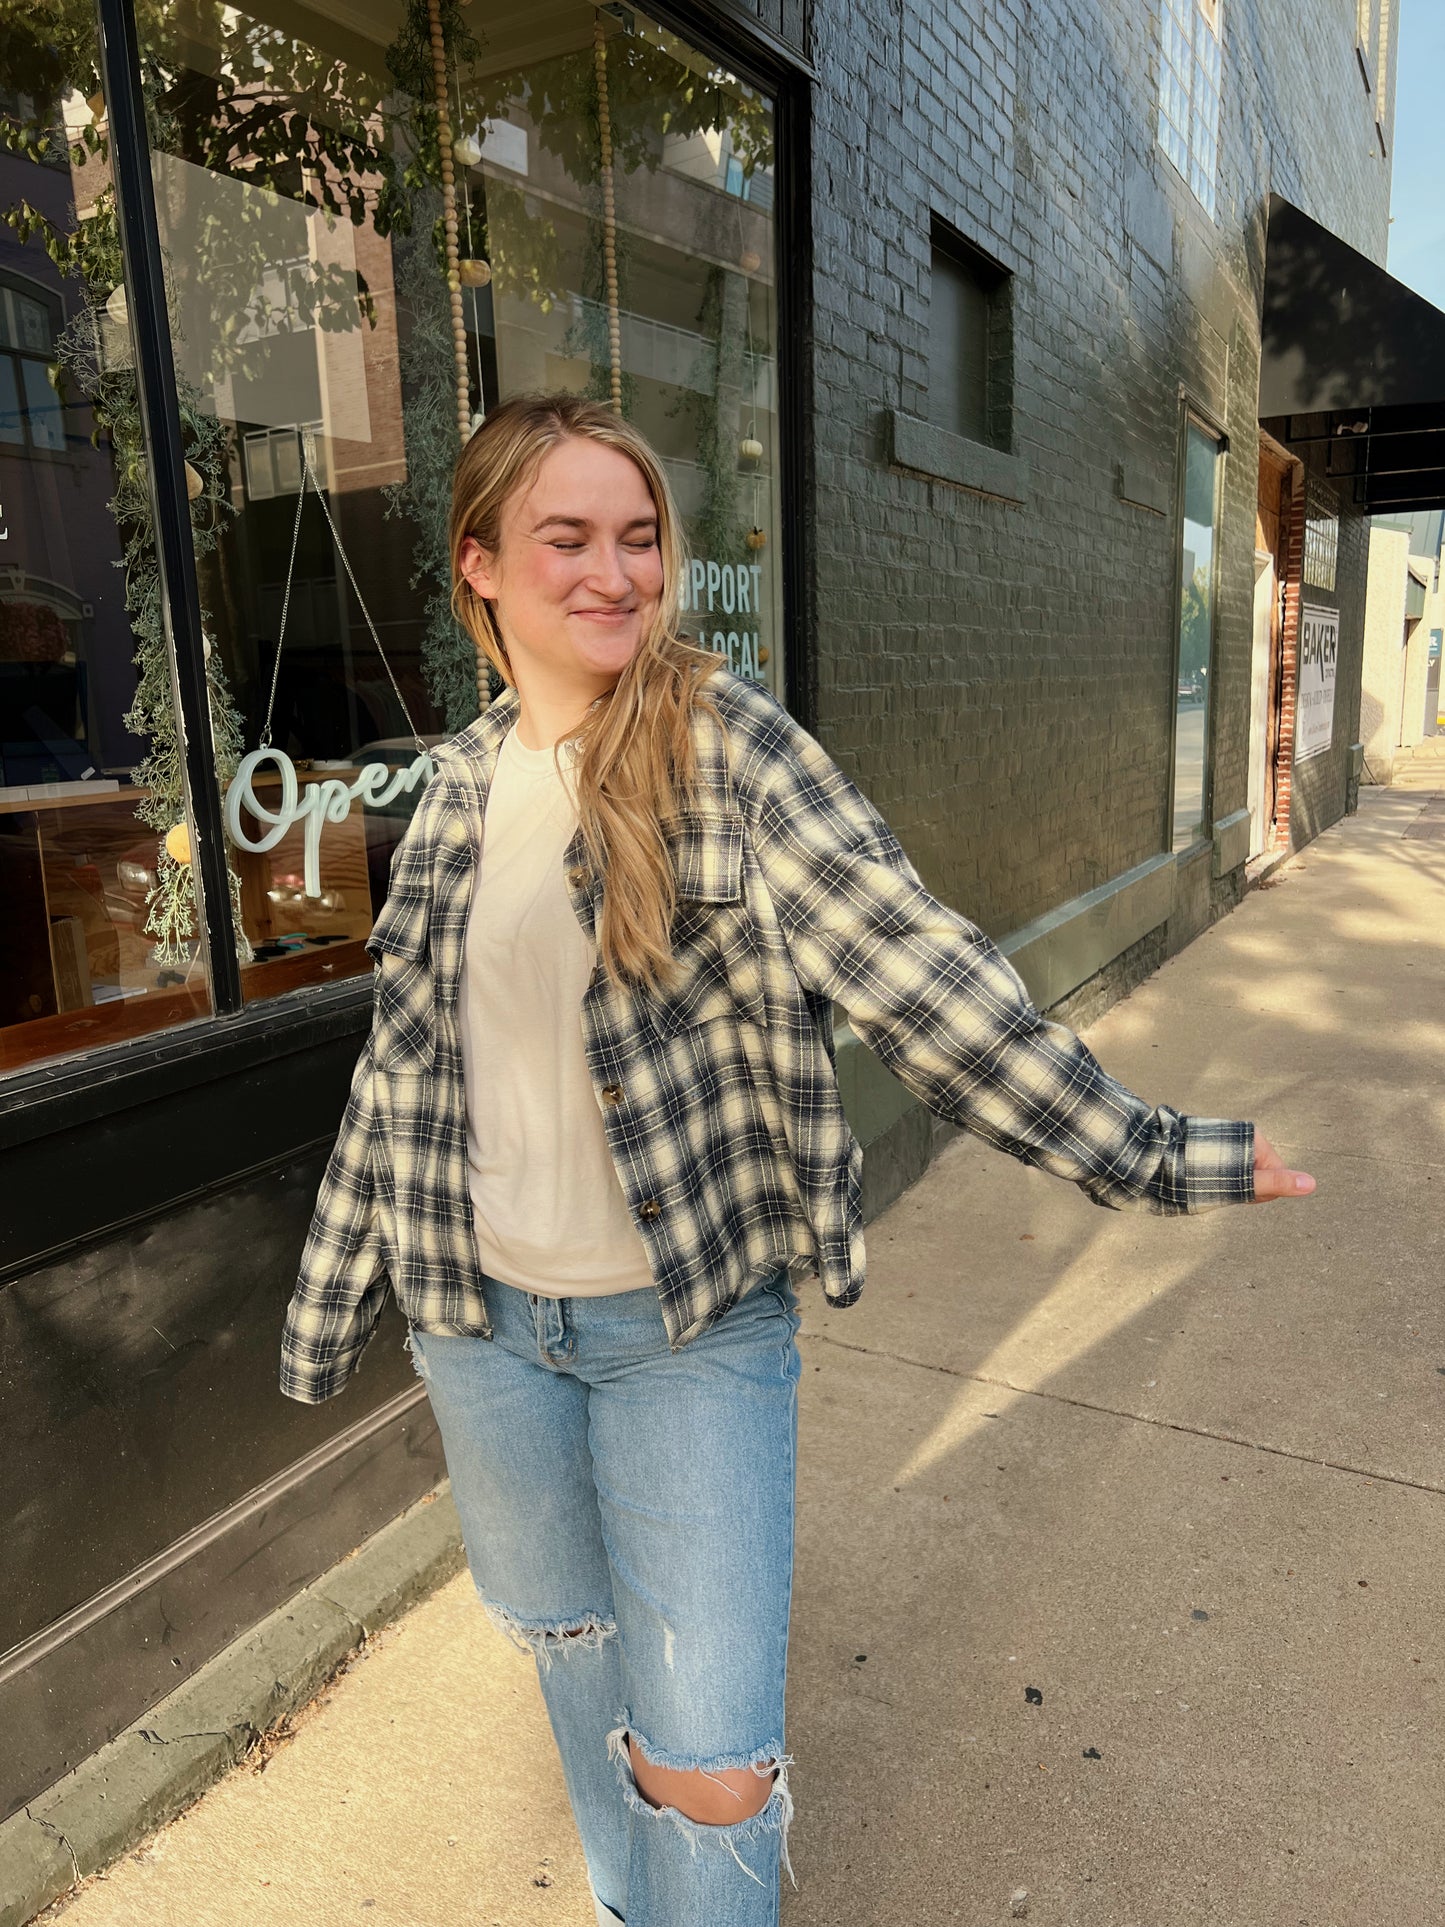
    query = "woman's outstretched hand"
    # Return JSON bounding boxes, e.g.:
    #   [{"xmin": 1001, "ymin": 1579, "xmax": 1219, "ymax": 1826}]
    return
[{"xmin": 1251, "ymin": 1130, "xmax": 1315, "ymax": 1202}]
